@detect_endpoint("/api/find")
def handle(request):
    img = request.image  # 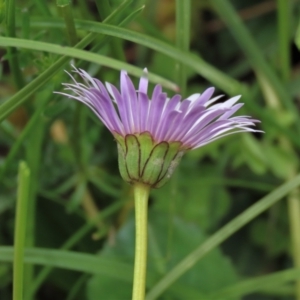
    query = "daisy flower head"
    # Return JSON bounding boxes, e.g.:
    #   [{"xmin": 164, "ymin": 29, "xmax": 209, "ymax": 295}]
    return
[{"xmin": 58, "ymin": 67, "xmax": 260, "ymax": 188}]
